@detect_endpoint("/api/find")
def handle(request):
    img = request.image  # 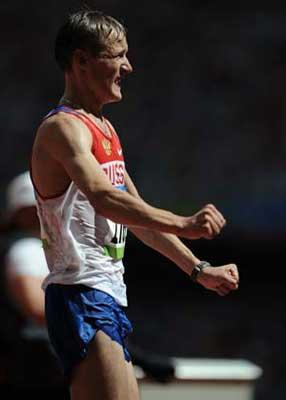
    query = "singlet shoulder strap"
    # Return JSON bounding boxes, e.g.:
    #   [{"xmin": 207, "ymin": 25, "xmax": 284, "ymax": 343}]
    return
[
  {"xmin": 104, "ymin": 118, "xmax": 118, "ymax": 138},
  {"xmin": 43, "ymin": 105, "xmax": 94, "ymax": 128},
  {"xmin": 43, "ymin": 105, "xmax": 74, "ymax": 119},
  {"xmin": 43, "ymin": 106, "xmax": 113, "ymax": 139}
]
